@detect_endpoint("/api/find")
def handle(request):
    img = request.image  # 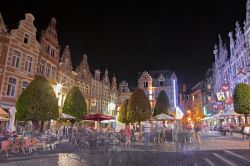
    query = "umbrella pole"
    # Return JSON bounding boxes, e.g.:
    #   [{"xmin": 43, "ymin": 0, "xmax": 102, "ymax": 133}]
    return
[{"xmin": 98, "ymin": 119, "xmax": 99, "ymax": 130}]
